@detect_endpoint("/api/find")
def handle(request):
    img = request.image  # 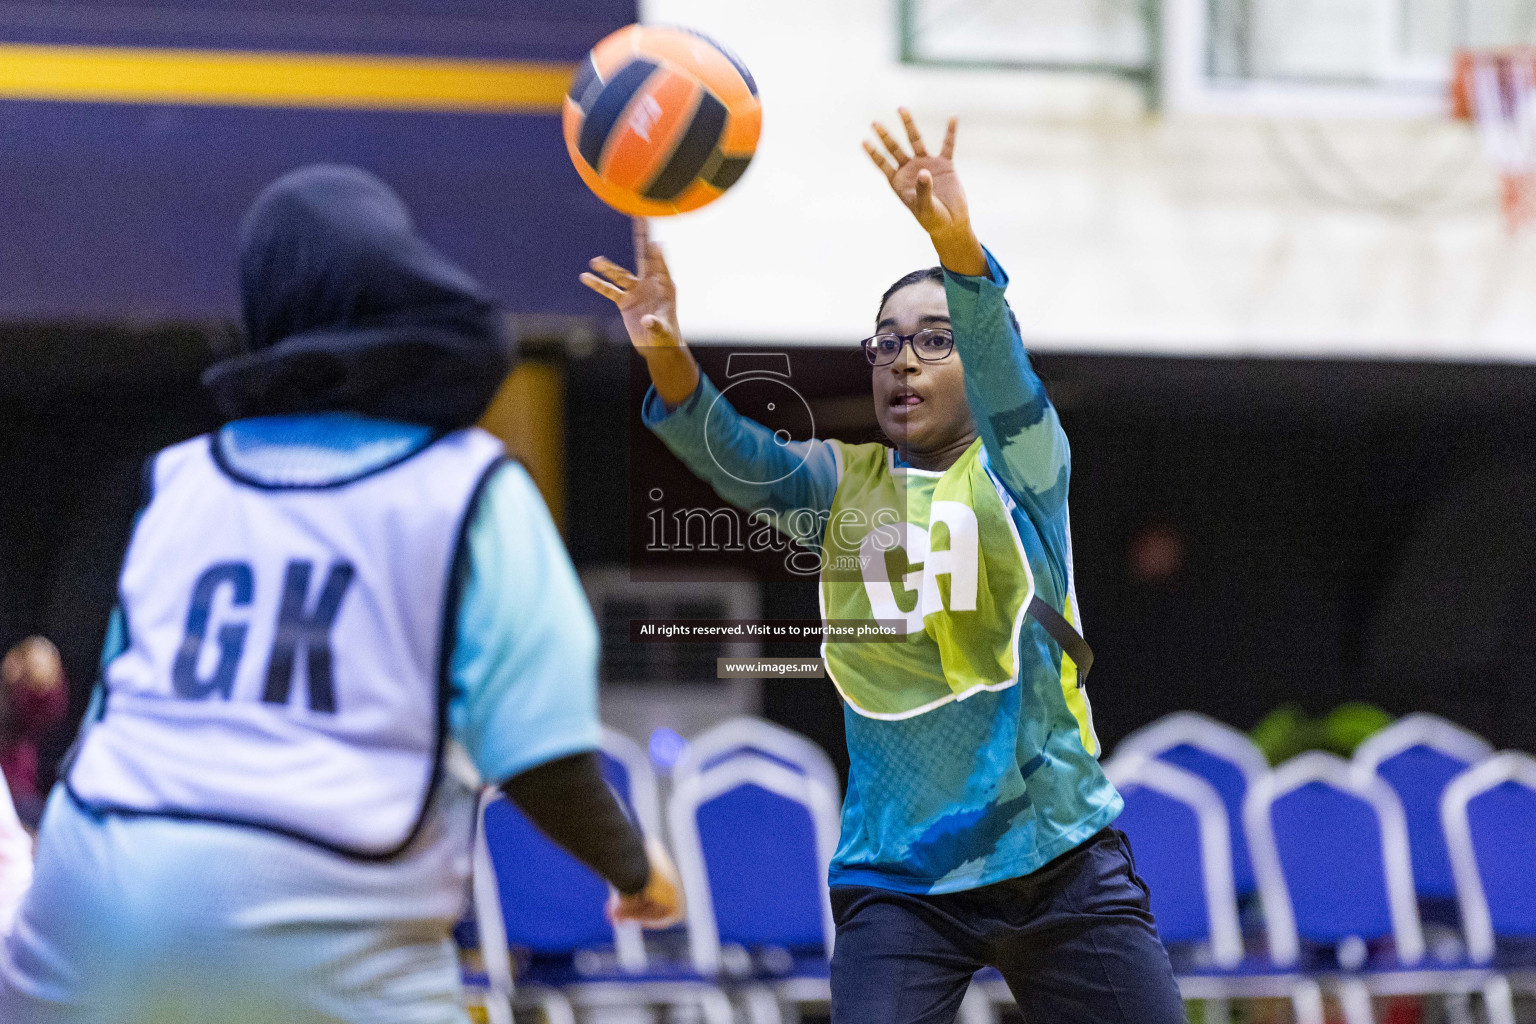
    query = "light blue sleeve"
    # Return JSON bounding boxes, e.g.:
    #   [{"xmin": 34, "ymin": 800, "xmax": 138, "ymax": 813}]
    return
[
  {"xmin": 100, "ymin": 605, "xmax": 127, "ymax": 671},
  {"xmin": 944, "ymin": 249, "xmax": 1071, "ymax": 524},
  {"xmin": 449, "ymin": 462, "xmax": 602, "ymax": 786},
  {"xmin": 54, "ymin": 603, "xmax": 123, "ymax": 769},
  {"xmin": 75, "ymin": 605, "xmax": 128, "ymax": 728},
  {"xmin": 641, "ymin": 372, "xmax": 842, "ymax": 545},
  {"xmin": 85, "ymin": 495, "xmax": 143, "ymax": 728}
]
